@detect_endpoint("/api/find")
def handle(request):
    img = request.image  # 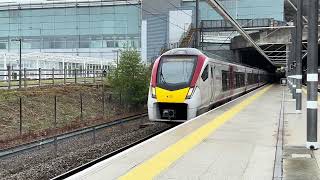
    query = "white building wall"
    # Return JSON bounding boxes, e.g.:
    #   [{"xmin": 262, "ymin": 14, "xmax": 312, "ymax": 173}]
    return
[
  {"xmin": 169, "ymin": 10, "xmax": 193, "ymax": 46},
  {"xmin": 141, "ymin": 20, "xmax": 147, "ymax": 64}
]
